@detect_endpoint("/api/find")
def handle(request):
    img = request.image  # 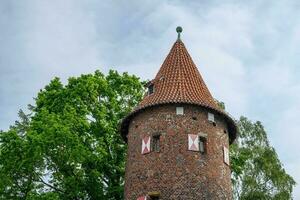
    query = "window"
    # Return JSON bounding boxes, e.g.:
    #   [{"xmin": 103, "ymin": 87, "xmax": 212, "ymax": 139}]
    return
[
  {"xmin": 208, "ymin": 112, "xmax": 215, "ymax": 122},
  {"xmin": 148, "ymin": 191, "xmax": 160, "ymax": 200},
  {"xmin": 188, "ymin": 133, "xmax": 207, "ymax": 154},
  {"xmin": 199, "ymin": 136, "xmax": 207, "ymax": 154},
  {"xmin": 176, "ymin": 107, "xmax": 184, "ymax": 115},
  {"xmin": 152, "ymin": 135, "xmax": 160, "ymax": 152},
  {"xmin": 148, "ymin": 84, "xmax": 154, "ymax": 95},
  {"xmin": 223, "ymin": 146, "xmax": 230, "ymax": 165}
]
